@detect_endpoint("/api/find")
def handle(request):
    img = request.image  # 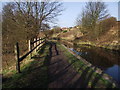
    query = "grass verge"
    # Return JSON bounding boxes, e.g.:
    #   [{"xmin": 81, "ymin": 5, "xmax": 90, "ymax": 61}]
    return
[
  {"xmin": 2, "ymin": 43, "xmax": 50, "ymax": 88},
  {"xmin": 57, "ymin": 42, "xmax": 117, "ymax": 88}
]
